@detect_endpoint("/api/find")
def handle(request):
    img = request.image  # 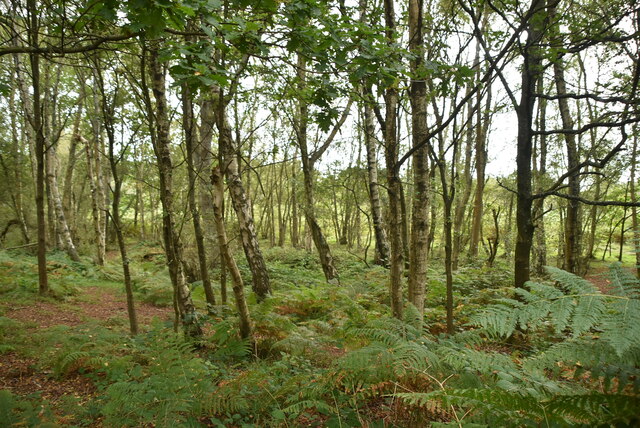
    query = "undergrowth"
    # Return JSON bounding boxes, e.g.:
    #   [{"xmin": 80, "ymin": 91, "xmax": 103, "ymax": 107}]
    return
[{"xmin": 1, "ymin": 247, "xmax": 638, "ymax": 427}]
